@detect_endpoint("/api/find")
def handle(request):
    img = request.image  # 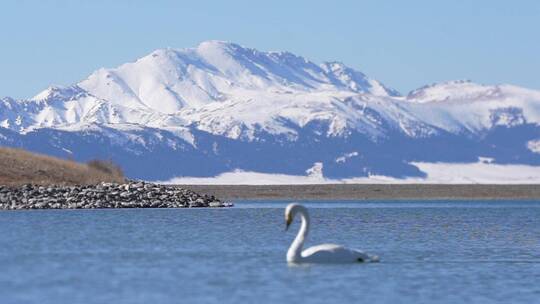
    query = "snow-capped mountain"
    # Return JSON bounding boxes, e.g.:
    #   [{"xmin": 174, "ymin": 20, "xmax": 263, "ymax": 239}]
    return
[{"xmin": 1, "ymin": 41, "xmax": 539, "ymax": 180}]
